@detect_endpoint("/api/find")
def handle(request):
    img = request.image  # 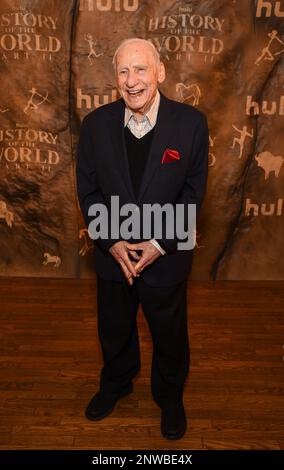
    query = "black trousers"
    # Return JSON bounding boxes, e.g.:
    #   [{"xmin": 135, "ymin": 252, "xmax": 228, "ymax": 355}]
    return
[{"xmin": 96, "ymin": 275, "xmax": 189, "ymax": 408}]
